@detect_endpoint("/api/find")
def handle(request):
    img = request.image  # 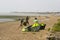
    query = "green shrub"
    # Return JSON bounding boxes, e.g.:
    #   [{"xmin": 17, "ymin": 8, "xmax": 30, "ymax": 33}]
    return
[
  {"xmin": 52, "ymin": 19, "xmax": 60, "ymax": 32},
  {"xmin": 48, "ymin": 28, "xmax": 51, "ymax": 31}
]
